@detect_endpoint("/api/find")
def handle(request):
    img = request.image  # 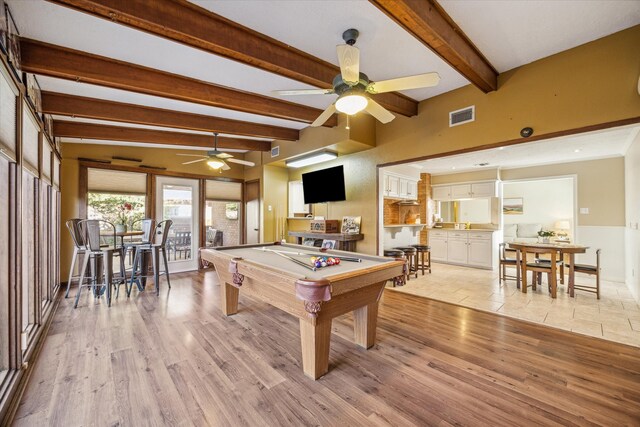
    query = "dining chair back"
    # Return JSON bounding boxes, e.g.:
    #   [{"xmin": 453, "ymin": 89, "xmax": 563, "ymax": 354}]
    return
[
  {"xmin": 499, "ymin": 243, "xmax": 520, "ymax": 287},
  {"xmin": 520, "ymin": 246, "xmax": 561, "ymax": 298},
  {"xmin": 570, "ymin": 249, "xmax": 601, "ymax": 299}
]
